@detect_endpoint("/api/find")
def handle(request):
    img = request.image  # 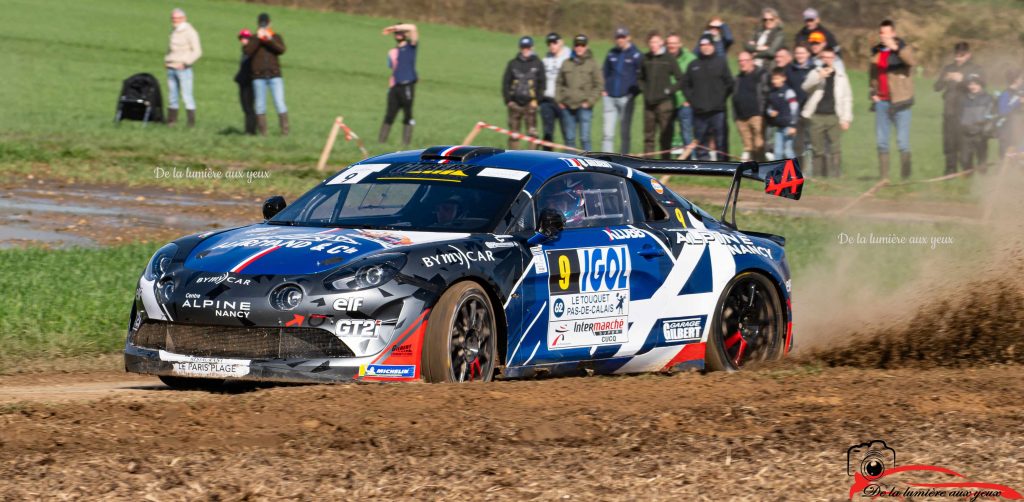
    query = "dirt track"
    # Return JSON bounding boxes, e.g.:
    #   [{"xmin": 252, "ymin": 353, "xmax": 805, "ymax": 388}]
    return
[{"xmin": 0, "ymin": 364, "xmax": 1019, "ymax": 500}]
